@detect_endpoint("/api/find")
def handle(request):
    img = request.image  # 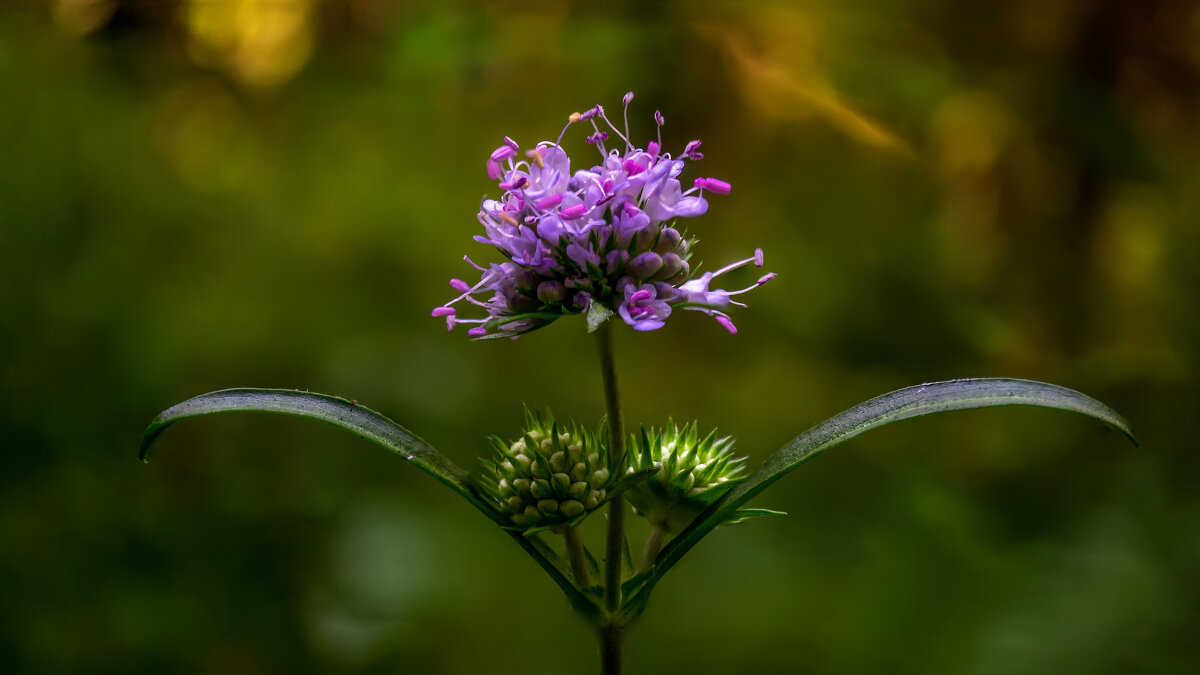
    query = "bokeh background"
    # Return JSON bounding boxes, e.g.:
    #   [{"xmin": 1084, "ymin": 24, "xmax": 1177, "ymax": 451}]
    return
[{"xmin": 3, "ymin": 0, "xmax": 1198, "ymax": 673}]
